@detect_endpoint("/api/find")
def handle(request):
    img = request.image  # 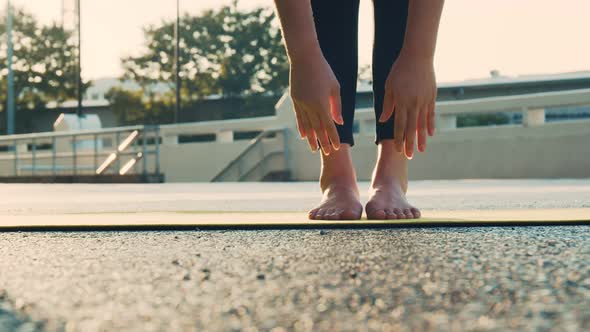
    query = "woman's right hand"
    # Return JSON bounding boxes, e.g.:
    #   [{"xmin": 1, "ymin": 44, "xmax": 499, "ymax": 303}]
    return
[{"xmin": 289, "ymin": 54, "xmax": 343, "ymax": 155}]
